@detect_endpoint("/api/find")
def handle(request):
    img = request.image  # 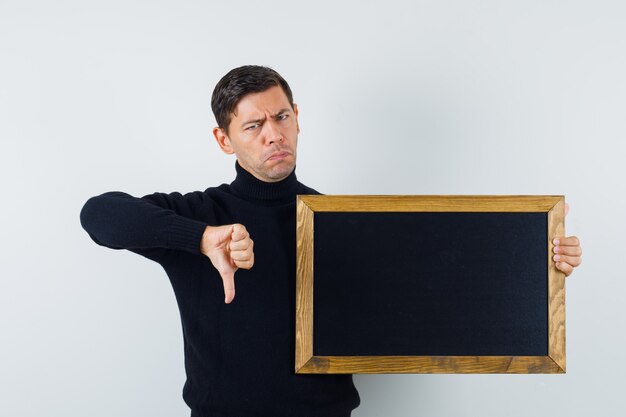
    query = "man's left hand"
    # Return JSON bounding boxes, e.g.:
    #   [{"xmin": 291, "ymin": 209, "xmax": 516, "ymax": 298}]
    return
[{"xmin": 553, "ymin": 203, "xmax": 582, "ymax": 277}]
